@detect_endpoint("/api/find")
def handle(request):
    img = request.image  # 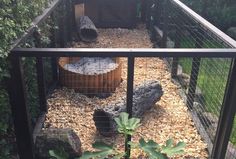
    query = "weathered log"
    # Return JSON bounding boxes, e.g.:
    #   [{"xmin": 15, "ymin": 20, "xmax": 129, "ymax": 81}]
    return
[
  {"xmin": 35, "ymin": 128, "xmax": 82, "ymax": 159},
  {"xmin": 93, "ymin": 80, "xmax": 163, "ymax": 136},
  {"xmin": 77, "ymin": 16, "xmax": 98, "ymax": 42}
]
